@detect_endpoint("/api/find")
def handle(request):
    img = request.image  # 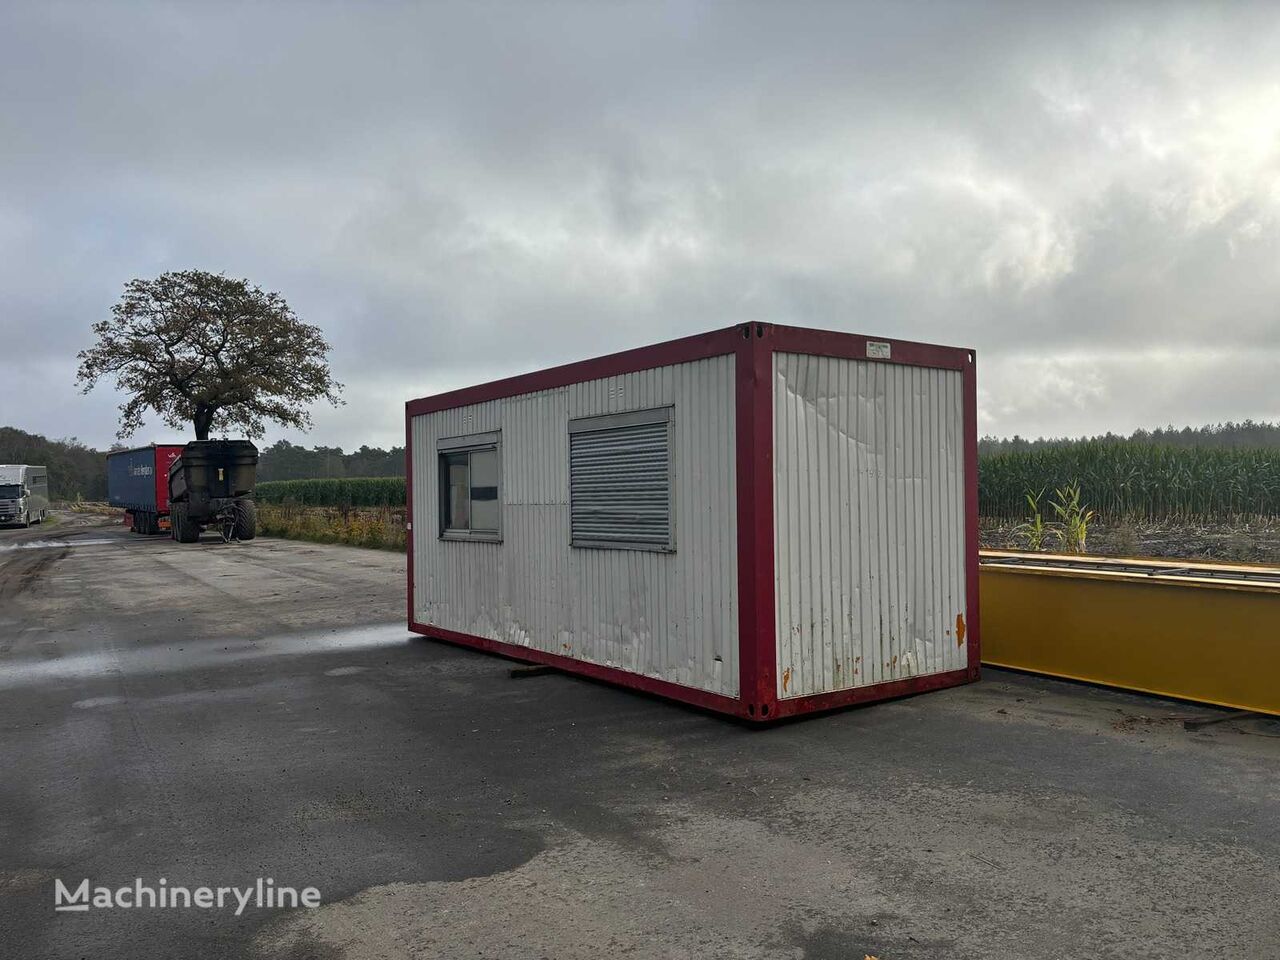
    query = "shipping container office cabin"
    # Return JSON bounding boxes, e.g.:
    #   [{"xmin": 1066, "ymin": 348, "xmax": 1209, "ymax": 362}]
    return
[{"xmin": 406, "ymin": 323, "xmax": 979, "ymax": 721}]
